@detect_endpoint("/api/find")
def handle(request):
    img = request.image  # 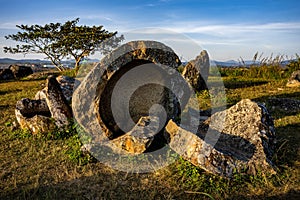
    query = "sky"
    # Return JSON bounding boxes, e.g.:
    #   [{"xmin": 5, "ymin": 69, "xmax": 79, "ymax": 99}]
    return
[{"xmin": 0, "ymin": 0, "xmax": 299, "ymax": 61}]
